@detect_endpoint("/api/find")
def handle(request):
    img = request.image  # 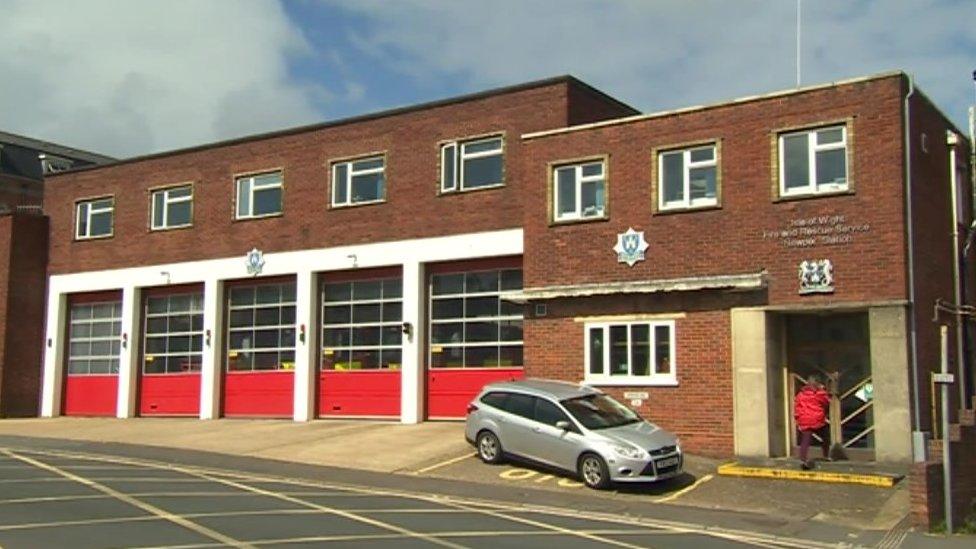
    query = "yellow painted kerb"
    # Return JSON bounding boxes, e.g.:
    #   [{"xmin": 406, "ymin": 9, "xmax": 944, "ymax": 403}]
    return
[{"xmin": 716, "ymin": 462, "xmax": 898, "ymax": 488}]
